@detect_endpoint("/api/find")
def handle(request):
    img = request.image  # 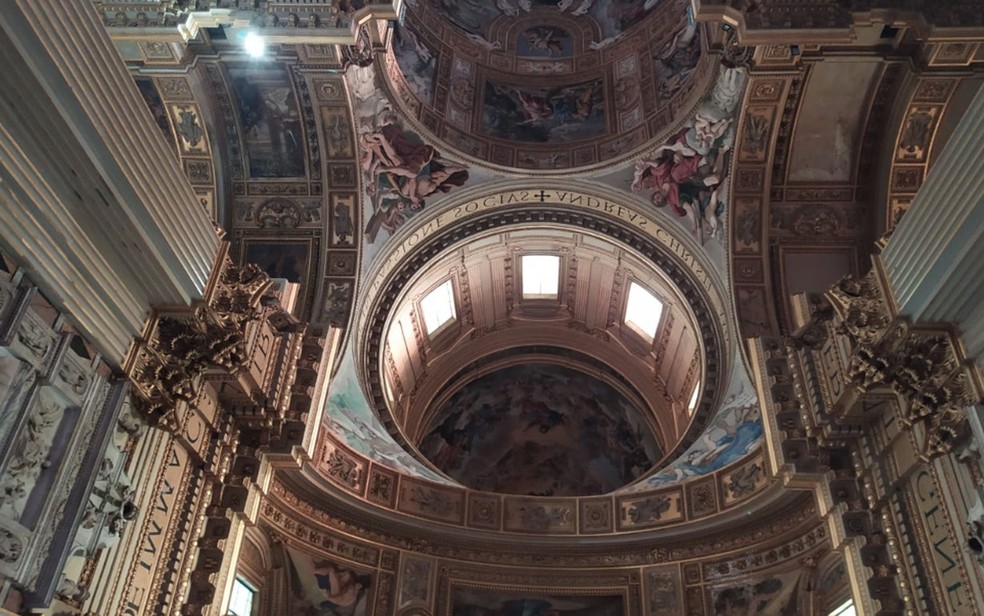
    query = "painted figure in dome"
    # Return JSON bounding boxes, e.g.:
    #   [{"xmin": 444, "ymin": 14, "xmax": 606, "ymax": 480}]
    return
[
  {"xmin": 313, "ymin": 563, "xmax": 366, "ymax": 610},
  {"xmin": 655, "ymin": 6, "xmax": 701, "ymax": 100},
  {"xmin": 359, "ymin": 114, "xmax": 469, "ymax": 240},
  {"xmin": 524, "ymin": 27, "xmax": 566, "ymax": 55},
  {"xmin": 645, "ymin": 404, "xmax": 763, "ymax": 487},
  {"xmin": 632, "ymin": 66, "xmax": 746, "ymax": 244},
  {"xmin": 631, "ymin": 127, "xmax": 731, "ymax": 217}
]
